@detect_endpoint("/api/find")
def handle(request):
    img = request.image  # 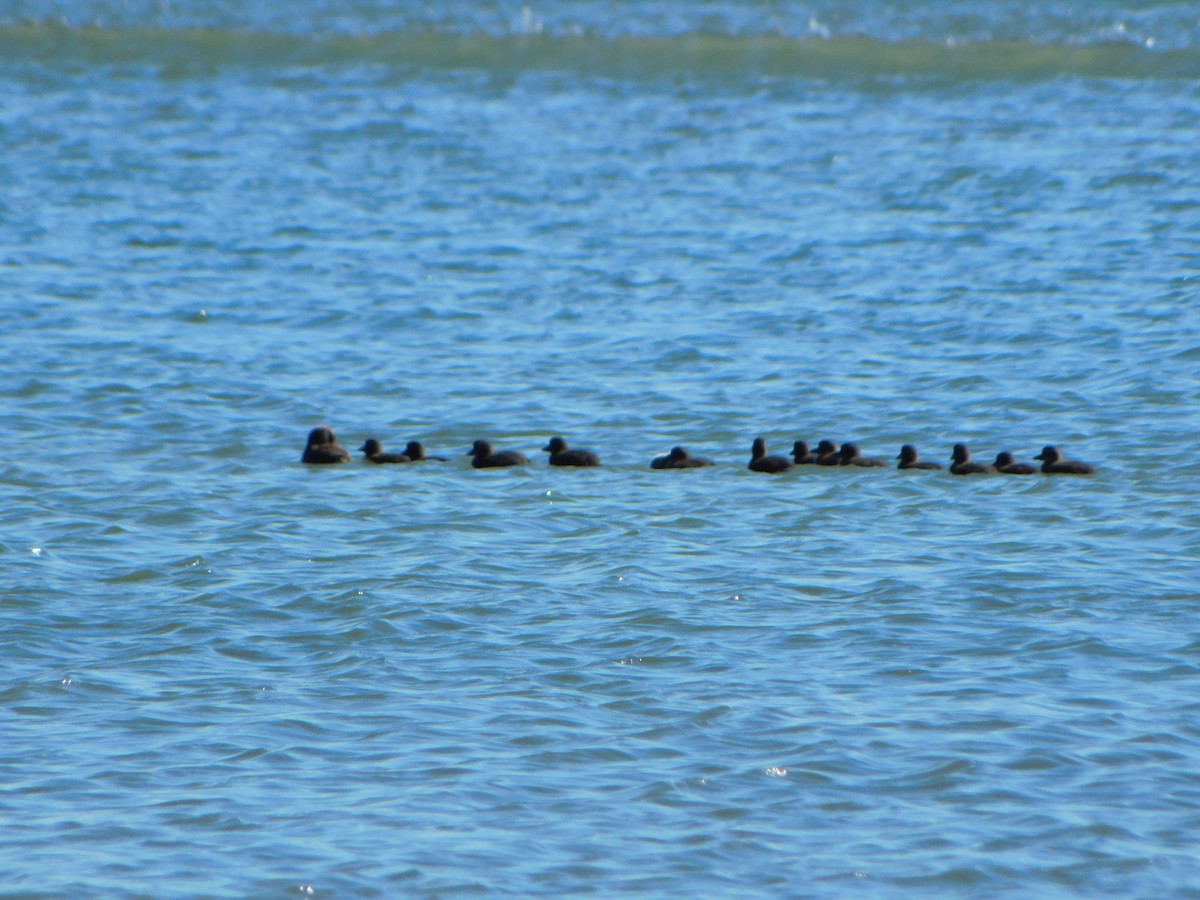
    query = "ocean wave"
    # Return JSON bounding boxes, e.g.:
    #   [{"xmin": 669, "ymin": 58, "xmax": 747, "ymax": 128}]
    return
[{"xmin": 1, "ymin": 25, "xmax": 1196, "ymax": 81}]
